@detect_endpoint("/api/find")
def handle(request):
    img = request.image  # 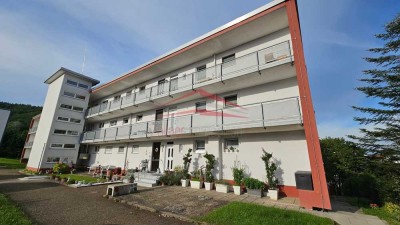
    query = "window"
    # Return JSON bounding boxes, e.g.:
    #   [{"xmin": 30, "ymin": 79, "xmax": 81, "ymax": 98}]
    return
[
  {"xmin": 197, "ymin": 65, "xmax": 206, "ymax": 71},
  {"xmin": 222, "ymin": 54, "xmax": 236, "ymax": 64},
  {"xmin": 110, "ymin": 120, "xmax": 117, "ymax": 126},
  {"xmin": 64, "ymin": 91, "xmax": 75, "ymax": 98},
  {"xmin": 224, "ymin": 95, "xmax": 237, "ymax": 108},
  {"xmin": 118, "ymin": 146, "xmax": 125, "ymax": 154},
  {"xmin": 194, "ymin": 140, "xmax": 205, "ymax": 153},
  {"xmin": 131, "ymin": 145, "xmax": 139, "ymax": 154},
  {"xmin": 225, "ymin": 138, "xmax": 239, "ymax": 151},
  {"xmin": 126, "ymin": 91, "xmax": 132, "ymax": 96},
  {"xmin": 170, "ymin": 75, "xmax": 178, "ymax": 91},
  {"xmin": 46, "ymin": 157, "xmax": 60, "ymax": 163},
  {"xmin": 54, "ymin": 129, "xmax": 67, "ymax": 135},
  {"xmin": 196, "ymin": 65, "xmax": 207, "ymax": 82},
  {"xmin": 105, "ymin": 146, "xmax": 113, "ymax": 154},
  {"xmin": 72, "ymin": 106, "xmax": 84, "ymax": 112},
  {"xmin": 50, "ymin": 143, "xmax": 63, "ymax": 148},
  {"xmin": 123, "ymin": 117, "xmax": 129, "ymax": 124},
  {"xmin": 139, "ymin": 86, "xmax": 145, "ymax": 92},
  {"xmin": 78, "ymin": 83, "xmax": 89, "ymax": 89},
  {"xmin": 67, "ymin": 130, "xmax": 78, "ymax": 136},
  {"xmin": 70, "ymin": 118, "xmax": 81, "ymax": 124},
  {"xmin": 75, "ymin": 94, "xmax": 86, "ymax": 100},
  {"xmin": 195, "ymin": 101, "xmax": 206, "ymax": 113},
  {"xmin": 64, "ymin": 144, "xmax": 76, "ymax": 149},
  {"xmin": 57, "ymin": 116, "xmax": 69, "ymax": 122},
  {"xmin": 94, "ymin": 146, "xmax": 100, "ymax": 154},
  {"xmin": 98, "ymin": 122, "xmax": 104, "ymax": 128},
  {"xmin": 136, "ymin": 115, "xmax": 143, "ymax": 122},
  {"xmin": 67, "ymin": 80, "xmax": 78, "ymax": 86},
  {"xmin": 114, "ymin": 95, "xmax": 120, "ymax": 101},
  {"xmin": 60, "ymin": 104, "xmax": 72, "ymax": 110}
]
